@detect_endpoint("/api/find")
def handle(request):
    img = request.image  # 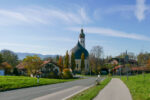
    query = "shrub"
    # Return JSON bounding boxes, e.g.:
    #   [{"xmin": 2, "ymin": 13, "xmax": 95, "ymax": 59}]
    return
[{"xmin": 63, "ymin": 68, "xmax": 73, "ymax": 79}]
